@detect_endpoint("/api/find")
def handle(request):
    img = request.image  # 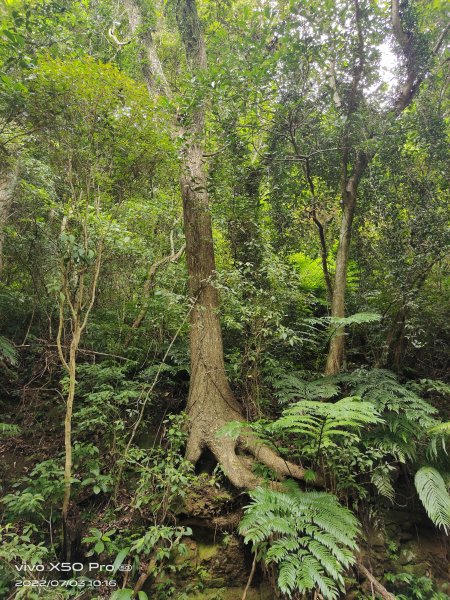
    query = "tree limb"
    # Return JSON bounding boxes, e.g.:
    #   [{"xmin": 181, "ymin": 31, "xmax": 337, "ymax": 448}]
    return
[
  {"xmin": 108, "ymin": 24, "xmax": 132, "ymax": 47},
  {"xmin": 125, "ymin": 243, "xmax": 185, "ymax": 344},
  {"xmin": 356, "ymin": 562, "xmax": 397, "ymax": 600}
]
